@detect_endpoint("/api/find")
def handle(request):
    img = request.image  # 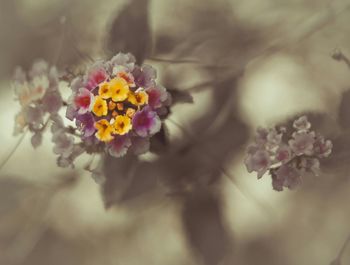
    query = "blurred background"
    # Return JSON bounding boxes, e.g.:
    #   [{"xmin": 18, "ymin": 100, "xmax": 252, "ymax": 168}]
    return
[{"xmin": 1, "ymin": 0, "xmax": 350, "ymax": 264}]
